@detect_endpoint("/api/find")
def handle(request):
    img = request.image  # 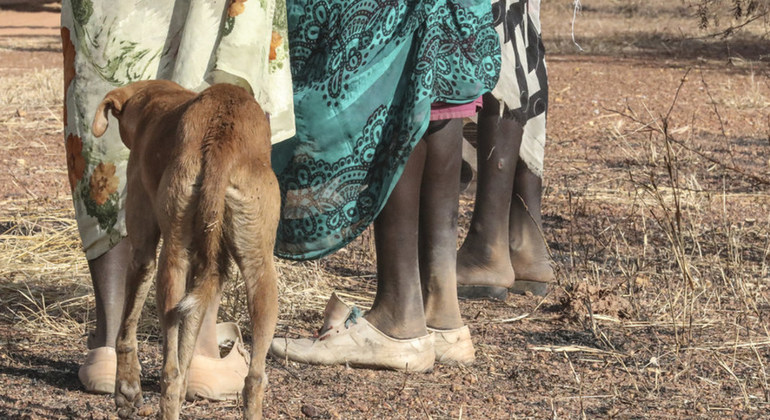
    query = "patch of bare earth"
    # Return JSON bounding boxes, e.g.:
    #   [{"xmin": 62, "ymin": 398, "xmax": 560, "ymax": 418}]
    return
[{"xmin": 1, "ymin": 1, "xmax": 768, "ymax": 419}]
